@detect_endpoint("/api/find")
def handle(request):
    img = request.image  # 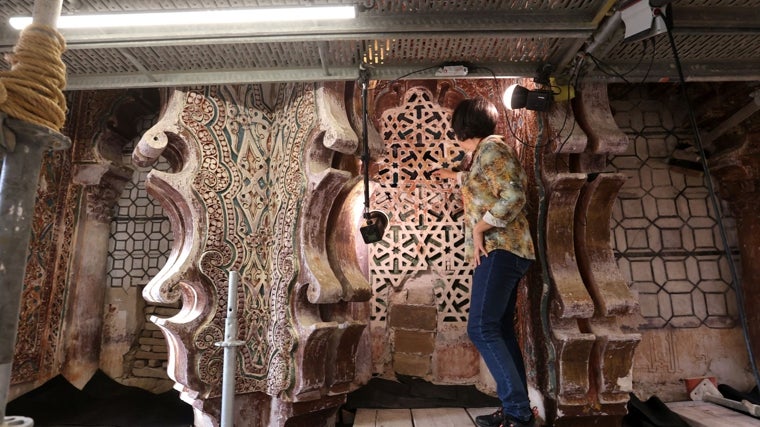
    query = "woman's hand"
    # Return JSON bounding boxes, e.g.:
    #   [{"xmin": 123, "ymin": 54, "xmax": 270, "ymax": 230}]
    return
[
  {"xmin": 430, "ymin": 168, "xmax": 458, "ymax": 180},
  {"xmin": 473, "ymin": 219, "xmax": 493, "ymax": 266}
]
